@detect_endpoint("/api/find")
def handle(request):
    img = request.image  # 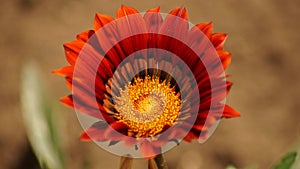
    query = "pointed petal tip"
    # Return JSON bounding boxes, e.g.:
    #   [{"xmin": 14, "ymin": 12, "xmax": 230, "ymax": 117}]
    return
[
  {"xmin": 51, "ymin": 69, "xmax": 59, "ymax": 75},
  {"xmin": 212, "ymin": 33, "xmax": 228, "ymax": 49},
  {"xmin": 94, "ymin": 13, "xmax": 114, "ymax": 30},
  {"xmin": 222, "ymin": 105, "xmax": 240, "ymax": 118},
  {"xmin": 178, "ymin": 6, "xmax": 186, "ymax": 11},
  {"xmin": 52, "ymin": 69, "xmax": 65, "ymax": 76},
  {"xmin": 120, "ymin": 4, "xmax": 126, "ymax": 11},
  {"xmin": 80, "ymin": 131, "xmax": 92, "ymax": 141},
  {"xmin": 156, "ymin": 6, "xmax": 161, "ymax": 11},
  {"xmin": 60, "ymin": 95, "xmax": 74, "ymax": 108},
  {"xmin": 169, "ymin": 7, "xmax": 188, "ymax": 20},
  {"xmin": 51, "ymin": 66, "xmax": 73, "ymax": 76},
  {"xmin": 227, "ymin": 81, "xmax": 234, "ymax": 89},
  {"xmin": 196, "ymin": 21, "xmax": 213, "ymax": 37},
  {"xmin": 117, "ymin": 5, "xmax": 139, "ymax": 18},
  {"xmin": 147, "ymin": 6, "xmax": 160, "ymax": 12},
  {"xmin": 62, "ymin": 42, "xmax": 71, "ymax": 50}
]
